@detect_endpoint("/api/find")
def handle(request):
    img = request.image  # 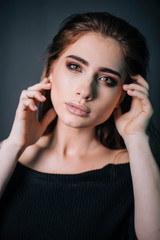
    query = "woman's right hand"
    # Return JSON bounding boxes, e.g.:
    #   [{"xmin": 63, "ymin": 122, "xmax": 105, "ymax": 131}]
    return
[{"xmin": 8, "ymin": 78, "xmax": 57, "ymax": 149}]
